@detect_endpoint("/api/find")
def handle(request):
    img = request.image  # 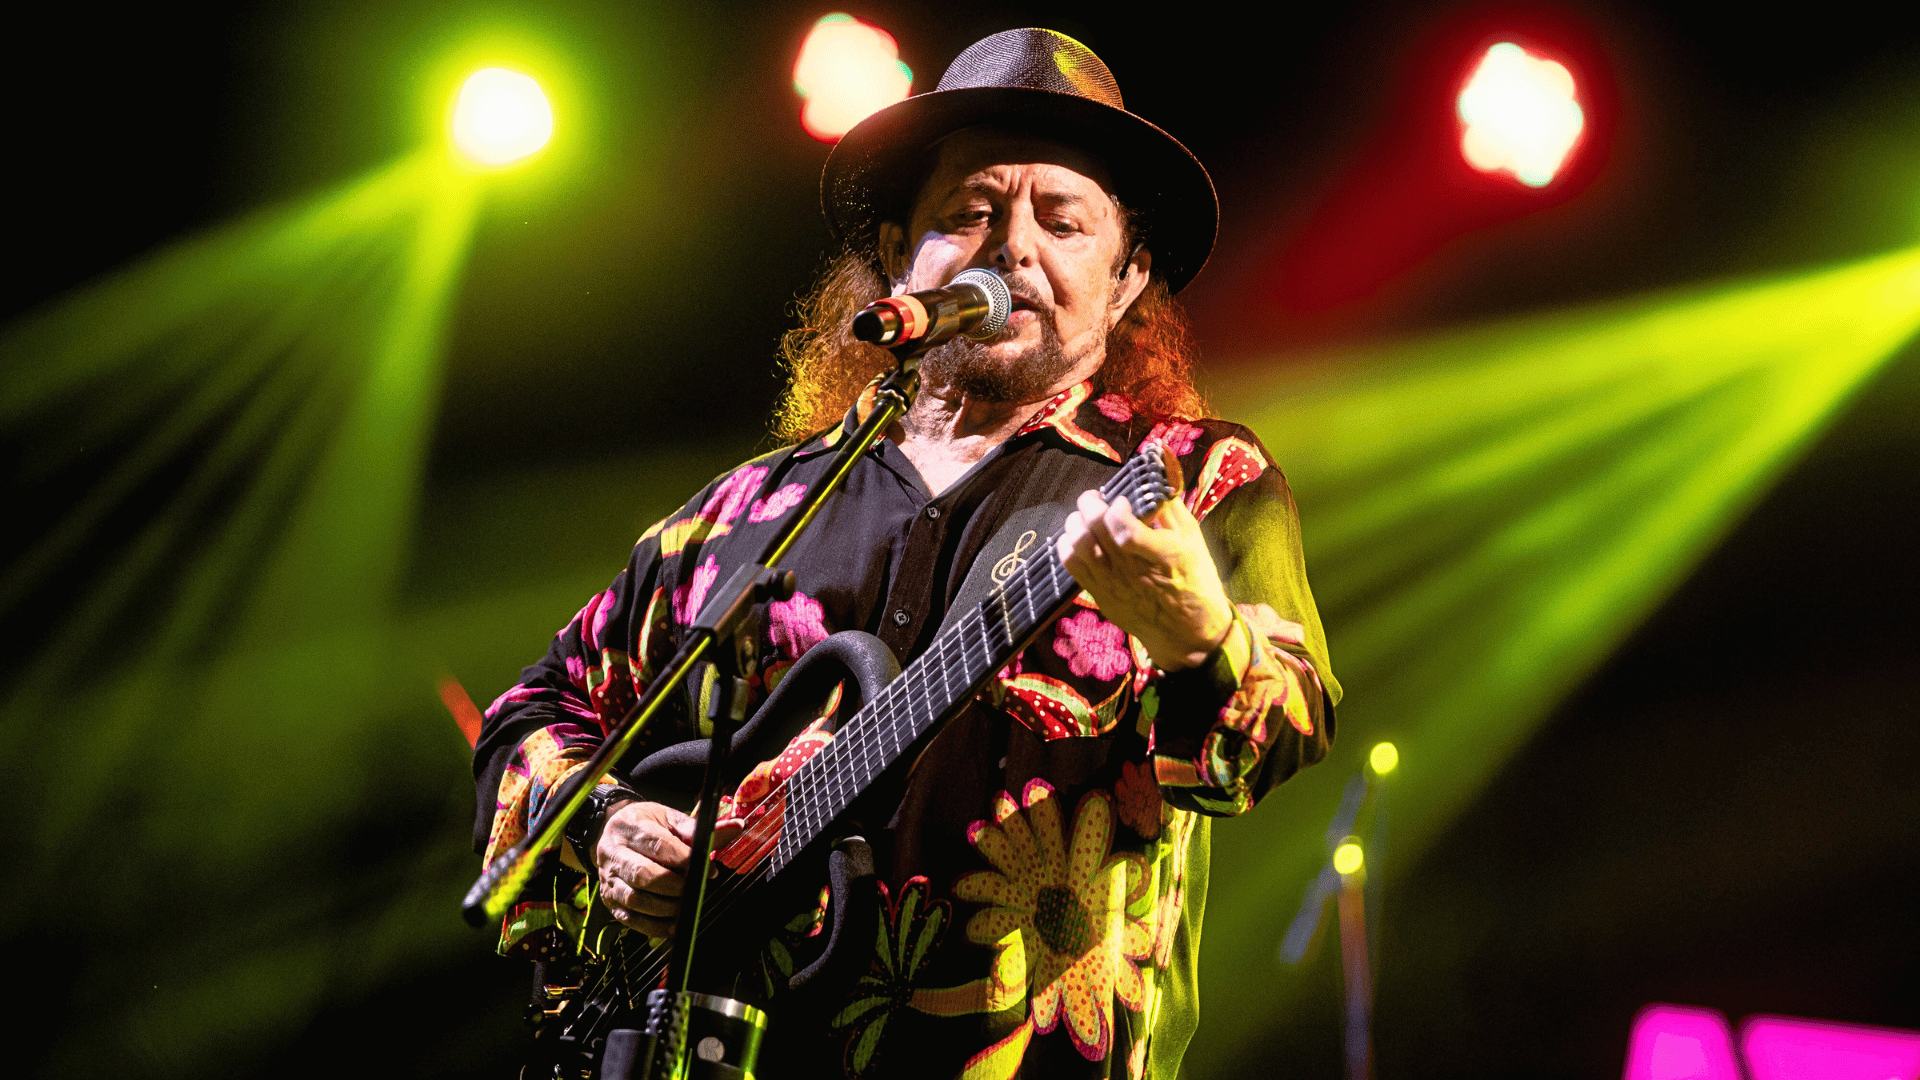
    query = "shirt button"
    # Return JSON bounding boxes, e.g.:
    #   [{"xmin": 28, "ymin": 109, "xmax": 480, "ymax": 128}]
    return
[
  {"xmin": 925, "ymin": 505, "xmax": 941, "ymax": 520},
  {"xmin": 892, "ymin": 610, "xmax": 910, "ymax": 627}
]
